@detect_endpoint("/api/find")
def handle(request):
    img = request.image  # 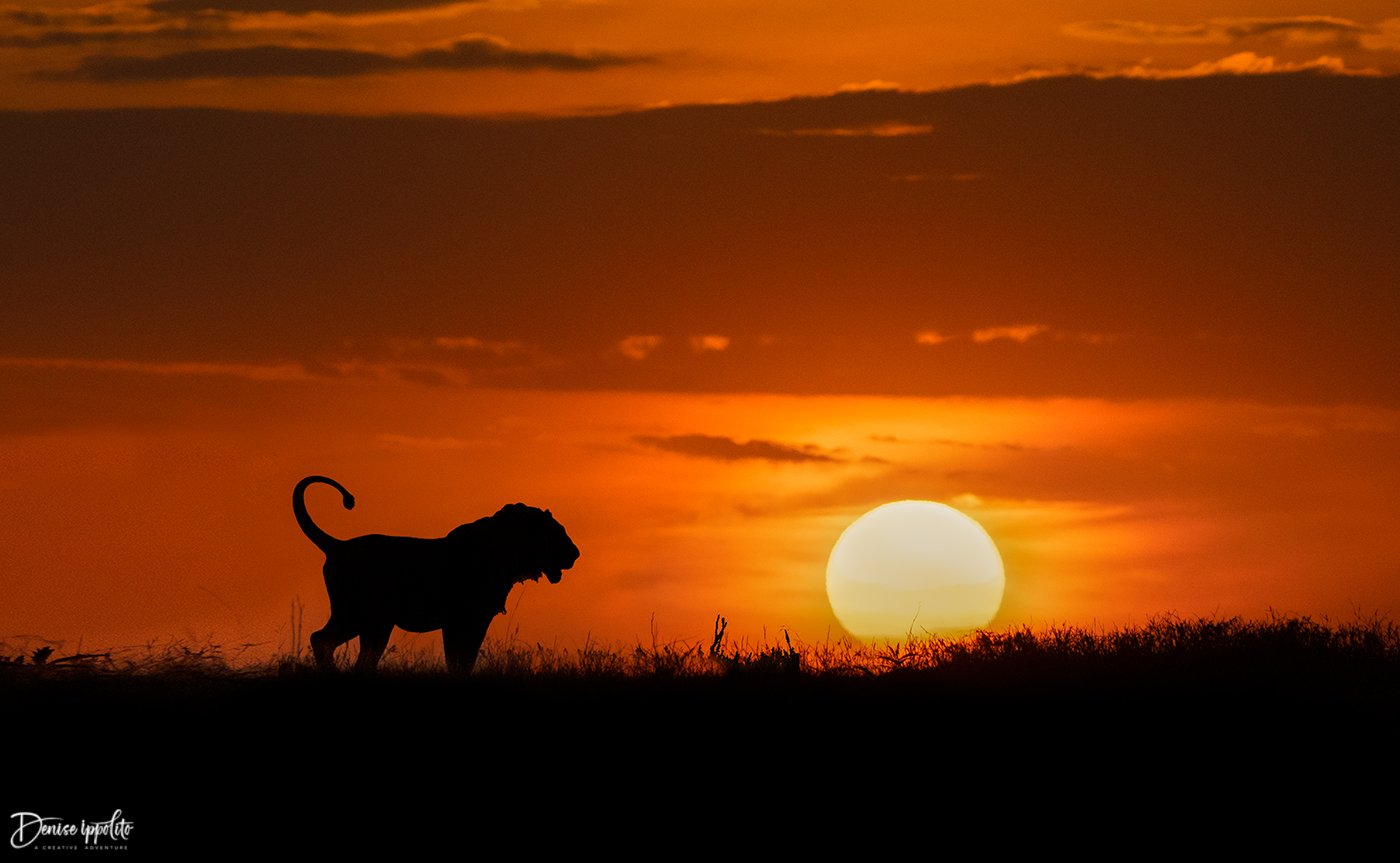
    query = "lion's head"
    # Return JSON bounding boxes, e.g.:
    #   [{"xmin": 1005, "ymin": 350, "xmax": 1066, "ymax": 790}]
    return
[{"xmin": 451, "ymin": 503, "xmax": 580, "ymax": 585}]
